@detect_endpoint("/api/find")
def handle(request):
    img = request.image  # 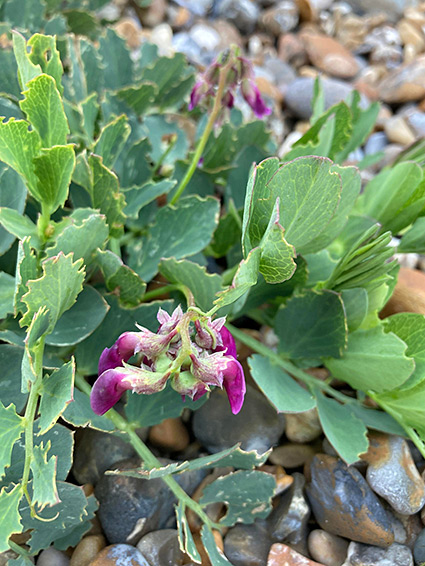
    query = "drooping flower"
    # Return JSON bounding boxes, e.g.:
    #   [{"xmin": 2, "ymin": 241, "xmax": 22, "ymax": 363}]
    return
[{"xmin": 90, "ymin": 306, "xmax": 246, "ymax": 416}]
